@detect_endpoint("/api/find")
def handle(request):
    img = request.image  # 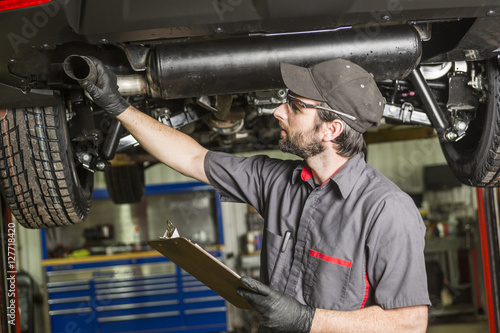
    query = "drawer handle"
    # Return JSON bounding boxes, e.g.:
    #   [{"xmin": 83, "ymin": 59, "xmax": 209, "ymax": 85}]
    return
[
  {"xmin": 183, "ymin": 296, "xmax": 224, "ymax": 304},
  {"xmin": 97, "ymin": 310, "xmax": 181, "ymax": 323},
  {"xmin": 49, "ymin": 307, "xmax": 93, "ymax": 316},
  {"xmin": 97, "ymin": 299, "xmax": 179, "ymax": 311},
  {"xmin": 95, "ymin": 277, "xmax": 177, "ymax": 289},
  {"xmin": 48, "ymin": 296, "xmax": 91, "ymax": 305},
  {"xmin": 184, "ymin": 306, "xmax": 227, "ymax": 315},
  {"xmin": 95, "ymin": 283, "xmax": 177, "ymax": 294},
  {"xmin": 47, "ymin": 280, "xmax": 91, "ymax": 288},
  {"xmin": 182, "ymin": 286, "xmax": 210, "ymax": 293},
  {"xmin": 48, "ymin": 285, "xmax": 90, "ymax": 293},
  {"xmin": 96, "ymin": 288, "xmax": 178, "ymax": 300}
]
